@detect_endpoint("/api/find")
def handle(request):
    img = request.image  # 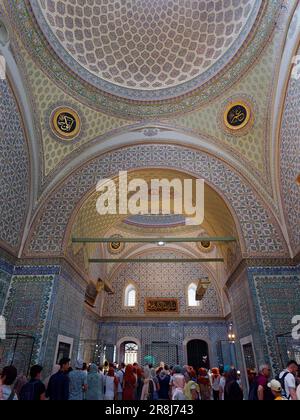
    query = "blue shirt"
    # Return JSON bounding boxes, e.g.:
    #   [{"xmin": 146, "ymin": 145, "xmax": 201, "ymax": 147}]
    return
[{"xmin": 46, "ymin": 371, "xmax": 69, "ymax": 401}]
